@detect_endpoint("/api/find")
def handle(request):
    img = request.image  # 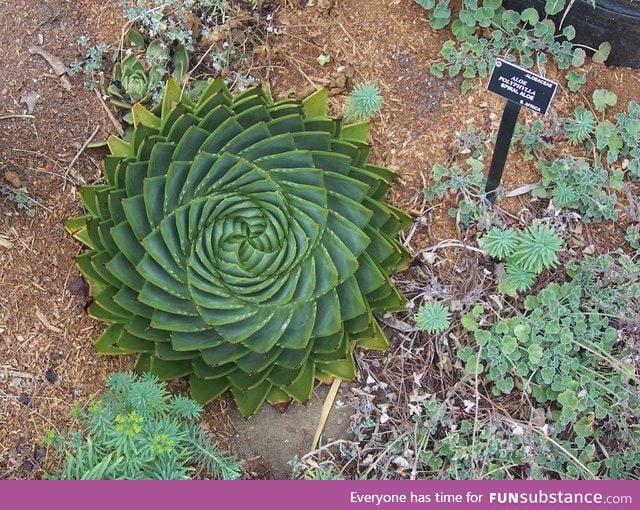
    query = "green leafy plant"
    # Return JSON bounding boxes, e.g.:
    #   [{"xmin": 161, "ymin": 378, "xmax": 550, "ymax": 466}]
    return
[
  {"xmin": 423, "ymin": 158, "xmax": 487, "ymax": 229},
  {"xmin": 415, "ymin": 0, "xmax": 452, "ymax": 29},
  {"xmin": 480, "ymin": 221, "xmax": 563, "ymax": 295},
  {"xmin": 0, "ymin": 186, "xmax": 42, "ymax": 217},
  {"xmin": 613, "ymin": 101, "xmax": 640, "ymax": 179},
  {"xmin": 563, "ymin": 95, "xmax": 638, "ymax": 172},
  {"xmin": 421, "ymin": 0, "xmax": 609, "ymax": 93},
  {"xmin": 344, "ymin": 82, "xmax": 383, "ymax": 122},
  {"xmin": 626, "ymin": 224, "xmax": 640, "ymax": 250},
  {"xmin": 457, "ymin": 253, "xmax": 640, "ymax": 478},
  {"xmin": 534, "ymin": 157, "xmax": 619, "ymax": 222},
  {"xmin": 67, "ymin": 38, "xmax": 111, "ymax": 87},
  {"xmin": 121, "ymin": 0, "xmax": 231, "ymax": 50},
  {"xmin": 511, "ymin": 119, "xmax": 555, "ymax": 160},
  {"xmin": 567, "ymin": 70, "xmax": 587, "ymax": 92},
  {"xmin": 66, "ymin": 79, "xmax": 411, "ymax": 417},
  {"xmin": 415, "ymin": 300, "xmax": 451, "ymax": 334},
  {"xmin": 592, "ymin": 88, "xmax": 617, "ymax": 115},
  {"xmin": 45, "ymin": 372, "xmax": 242, "ymax": 479},
  {"xmin": 455, "ymin": 127, "xmax": 489, "ymax": 159},
  {"xmin": 534, "ymin": 96, "xmax": 638, "ymax": 226}
]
